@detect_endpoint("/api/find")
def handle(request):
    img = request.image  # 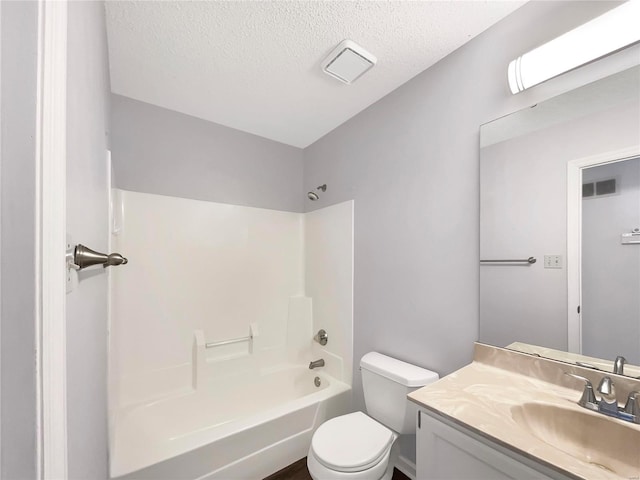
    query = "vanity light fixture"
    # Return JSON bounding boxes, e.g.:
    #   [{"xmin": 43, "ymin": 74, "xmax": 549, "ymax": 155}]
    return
[
  {"xmin": 508, "ymin": 1, "xmax": 640, "ymax": 94},
  {"xmin": 321, "ymin": 40, "xmax": 376, "ymax": 84}
]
